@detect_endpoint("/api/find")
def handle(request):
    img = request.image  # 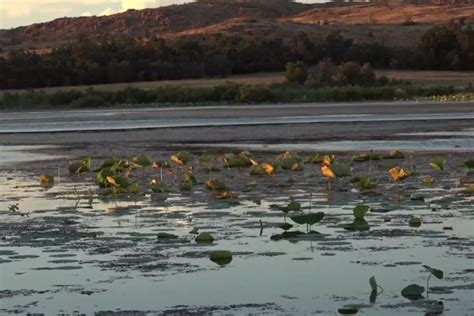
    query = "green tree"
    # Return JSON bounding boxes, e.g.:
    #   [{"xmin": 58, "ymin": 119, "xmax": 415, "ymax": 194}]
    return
[{"xmin": 285, "ymin": 62, "xmax": 308, "ymax": 85}]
